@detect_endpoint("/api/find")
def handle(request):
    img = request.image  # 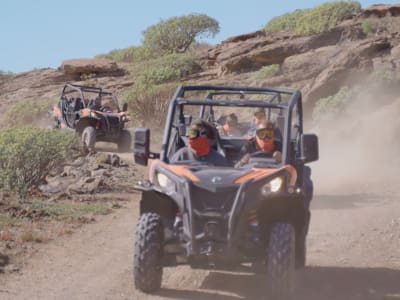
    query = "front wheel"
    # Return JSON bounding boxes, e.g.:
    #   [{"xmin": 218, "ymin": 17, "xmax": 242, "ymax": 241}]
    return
[
  {"xmin": 133, "ymin": 213, "xmax": 164, "ymax": 293},
  {"xmin": 266, "ymin": 222, "xmax": 296, "ymax": 300},
  {"xmin": 81, "ymin": 126, "xmax": 96, "ymax": 152}
]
